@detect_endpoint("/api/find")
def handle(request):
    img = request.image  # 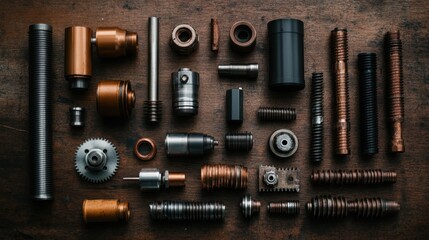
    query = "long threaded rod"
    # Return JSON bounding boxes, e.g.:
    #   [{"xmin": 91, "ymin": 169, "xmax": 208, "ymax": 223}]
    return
[
  {"xmin": 257, "ymin": 107, "xmax": 296, "ymax": 121},
  {"xmin": 311, "ymin": 169, "xmax": 397, "ymax": 185},
  {"xmin": 149, "ymin": 201, "xmax": 225, "ymax": 221}
]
